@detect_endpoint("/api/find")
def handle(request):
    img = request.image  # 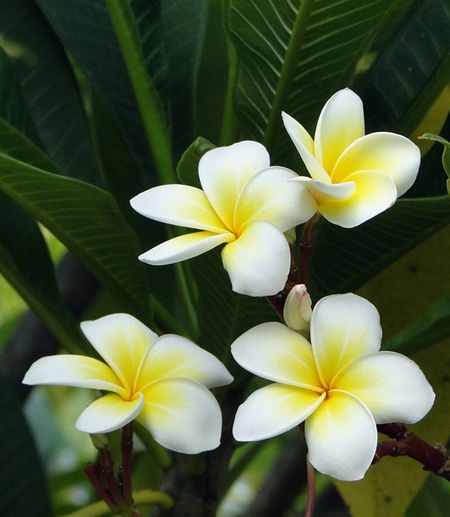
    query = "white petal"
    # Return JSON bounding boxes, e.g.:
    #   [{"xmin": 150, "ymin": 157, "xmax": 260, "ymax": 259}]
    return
[
  {"xmin": 332, "ymin": 132, "xmax": 421, "ymax": 196},
  {"xmin": 130, "ymin": 185, "xmax": 226, "ymax": 232},
  {"xmin": 139, "ymin": 231, "xmax": 232, "ymax": 266},
  {"xmin": 221, "ymin": 221, "xmax": 290, "ymax": 296},
  {"xmin": 22, "ymin": 355, "xmax": 126, "ymax": 398},
  {"xmin": 305, "ymin": 390, "xmax": 377, "ymax": 481},
  {"xmin": 314, "ymin": 89, "xmax": 365, "ymax": 173},
  {"xmin": 140, "ymin": 379, "xmax": 222, "ymax": 454},
  {"xmin": 199, "ymin": 141, "xmax": 270, "ymax": 229},
  {"xmin": 231, "ymin": 322, "xmax": 322, "ymax": 390},
  {"xmin": 76, "ymin": 393, "xmax": 144, "ymax": 433},
  {"xmin": 234, "ymin": 166, "xmax": 316, "ymax": 231},
  {"xmin": 233, "ymin": 383, "xmax": 325, "ymax": 441},
  {"xmin": 137, "ymin": 334, "xmax": 233, "ymax": 390},
  {"xmin": 311, "ymin": 294, "xmax": 382, "ymax": 387},
  {"xmin": 318, "ymin": 171, "xmax": 397, "ymax": 228},
  {"xmin": 81, "ymin": 314, "xmax": 157, "ymax": 393},
  {"xmin": 291, "ymin": 177, "xmax": 355, "ymax": 202},
  {"xmin": 282, "ymin": 112, "xmax": 330, "ymax": 182},
  {"xmin": 333, "ymin": 351, "xmax": 435, "ymax": 424}
]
